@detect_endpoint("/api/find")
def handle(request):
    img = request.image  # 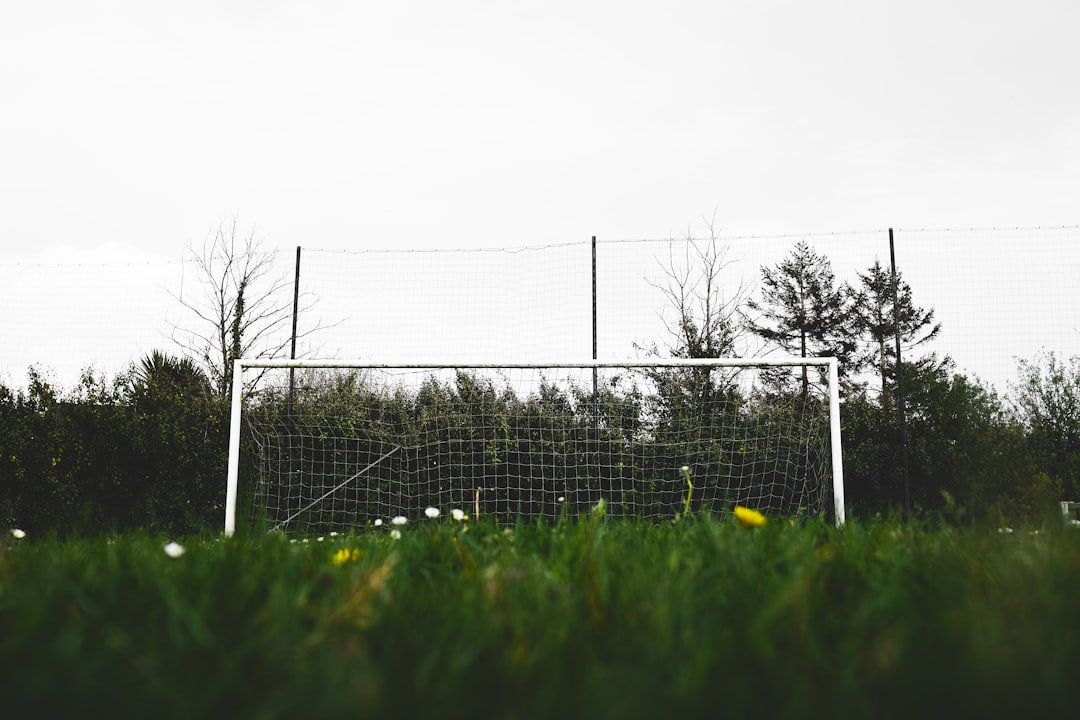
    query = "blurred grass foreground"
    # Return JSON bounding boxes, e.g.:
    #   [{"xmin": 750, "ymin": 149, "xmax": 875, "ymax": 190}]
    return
[{"xmin": 2, "ymin": 514, "xmax": 1080, "ymax": 719}]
